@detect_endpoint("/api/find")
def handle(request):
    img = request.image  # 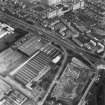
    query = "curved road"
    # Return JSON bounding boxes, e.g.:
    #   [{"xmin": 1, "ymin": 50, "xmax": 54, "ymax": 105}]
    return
[{"xmin": 38, "ymin": 47, "xmax": 68, "ymax": 105}]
